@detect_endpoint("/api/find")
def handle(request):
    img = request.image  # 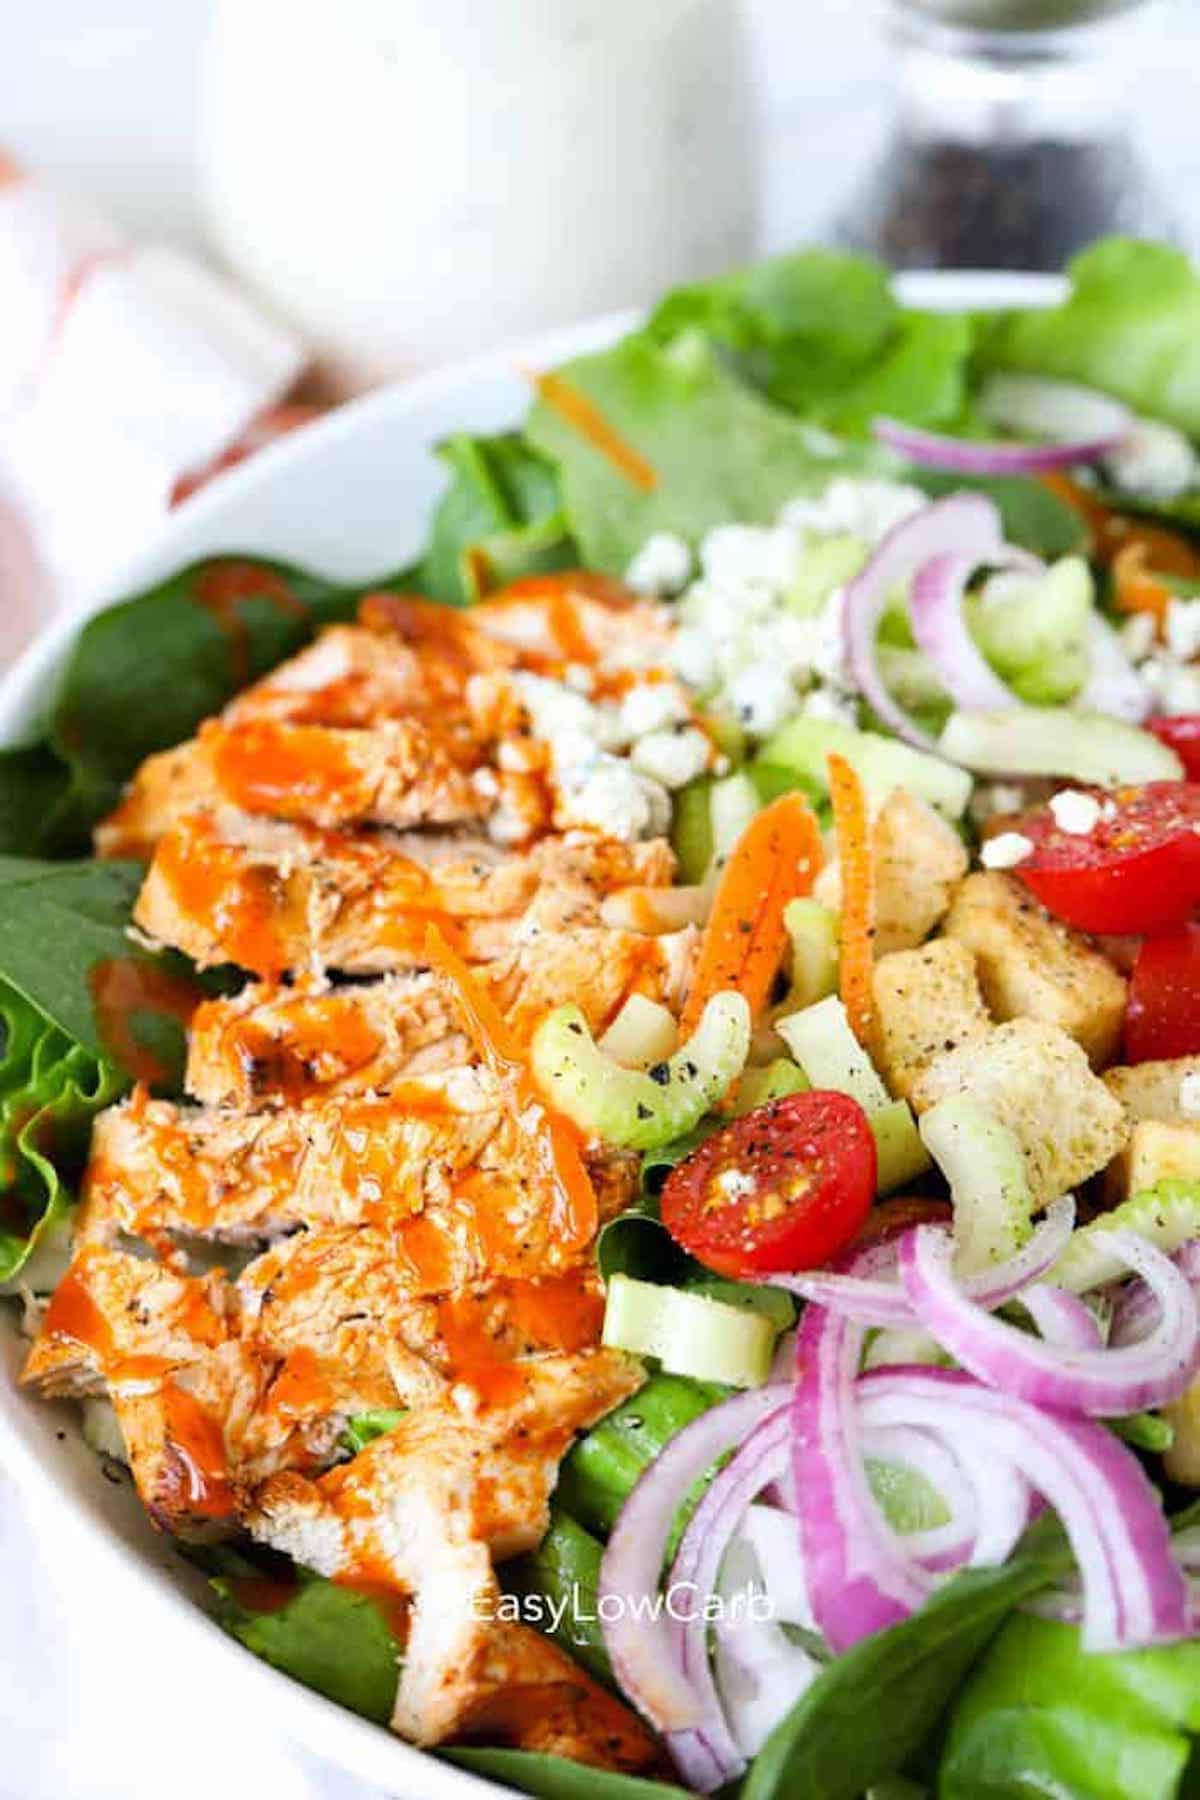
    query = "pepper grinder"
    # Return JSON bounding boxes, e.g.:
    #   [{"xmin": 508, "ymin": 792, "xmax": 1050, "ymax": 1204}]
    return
[{"xmin": 832, "ymin": 0, "xmax": 1177, "ymax": 269}]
